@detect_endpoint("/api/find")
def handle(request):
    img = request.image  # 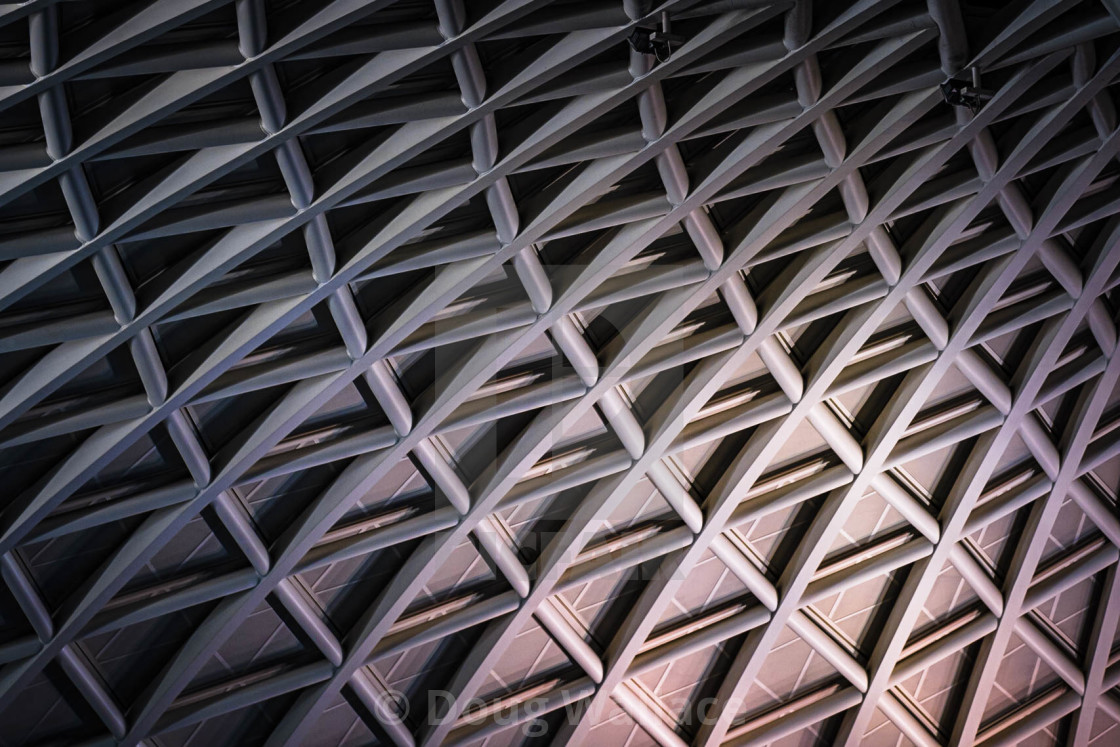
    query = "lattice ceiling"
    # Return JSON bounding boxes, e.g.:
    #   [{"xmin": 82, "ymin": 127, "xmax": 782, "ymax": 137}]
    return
[{"xmin": 2, "ymin": 0, "xmax": 1120, "ymax": 746}]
